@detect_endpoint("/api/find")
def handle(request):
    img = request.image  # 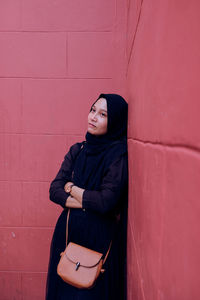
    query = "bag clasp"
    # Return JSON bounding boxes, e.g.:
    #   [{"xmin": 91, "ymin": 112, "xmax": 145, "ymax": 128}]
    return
[{"xmin": 75, "ymin": 262, "xmax": 80, "ymax": 271}]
